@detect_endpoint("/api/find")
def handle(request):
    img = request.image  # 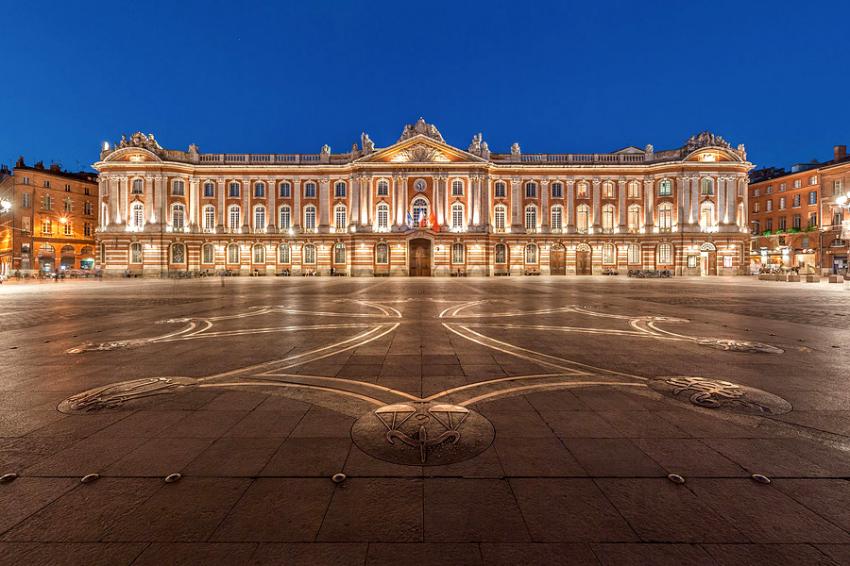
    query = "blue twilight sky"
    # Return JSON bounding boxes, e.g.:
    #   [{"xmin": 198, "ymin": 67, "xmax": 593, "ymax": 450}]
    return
[{"xmin": 1, "ymin": 0, "xmax": 848, "ymax": 173}]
